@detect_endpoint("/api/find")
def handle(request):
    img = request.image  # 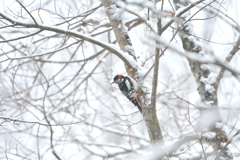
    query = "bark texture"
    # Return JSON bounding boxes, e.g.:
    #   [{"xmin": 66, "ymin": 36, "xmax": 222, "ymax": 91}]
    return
[
  {"xmin": 101, "ymin": 0, "xmax": 164, "ymax": 144},
  {"xmin": 173, "ymin": 0, "xmax": 233, "ymax": 159}
]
